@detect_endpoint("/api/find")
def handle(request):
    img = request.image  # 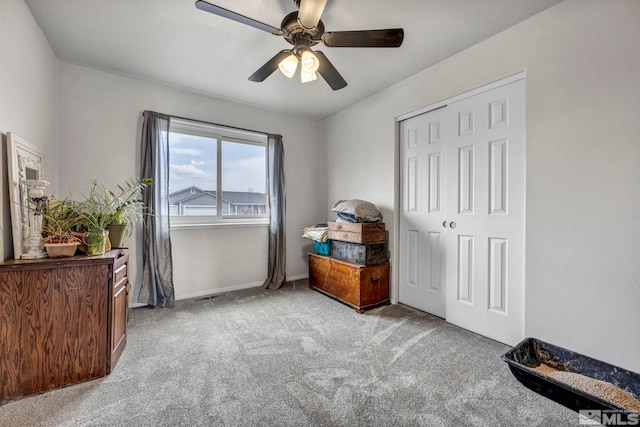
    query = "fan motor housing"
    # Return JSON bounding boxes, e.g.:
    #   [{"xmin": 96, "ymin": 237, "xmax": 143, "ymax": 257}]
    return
[{"xmin": 281, "ymin": 11, "xmax": 323, "ymax": 47}]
